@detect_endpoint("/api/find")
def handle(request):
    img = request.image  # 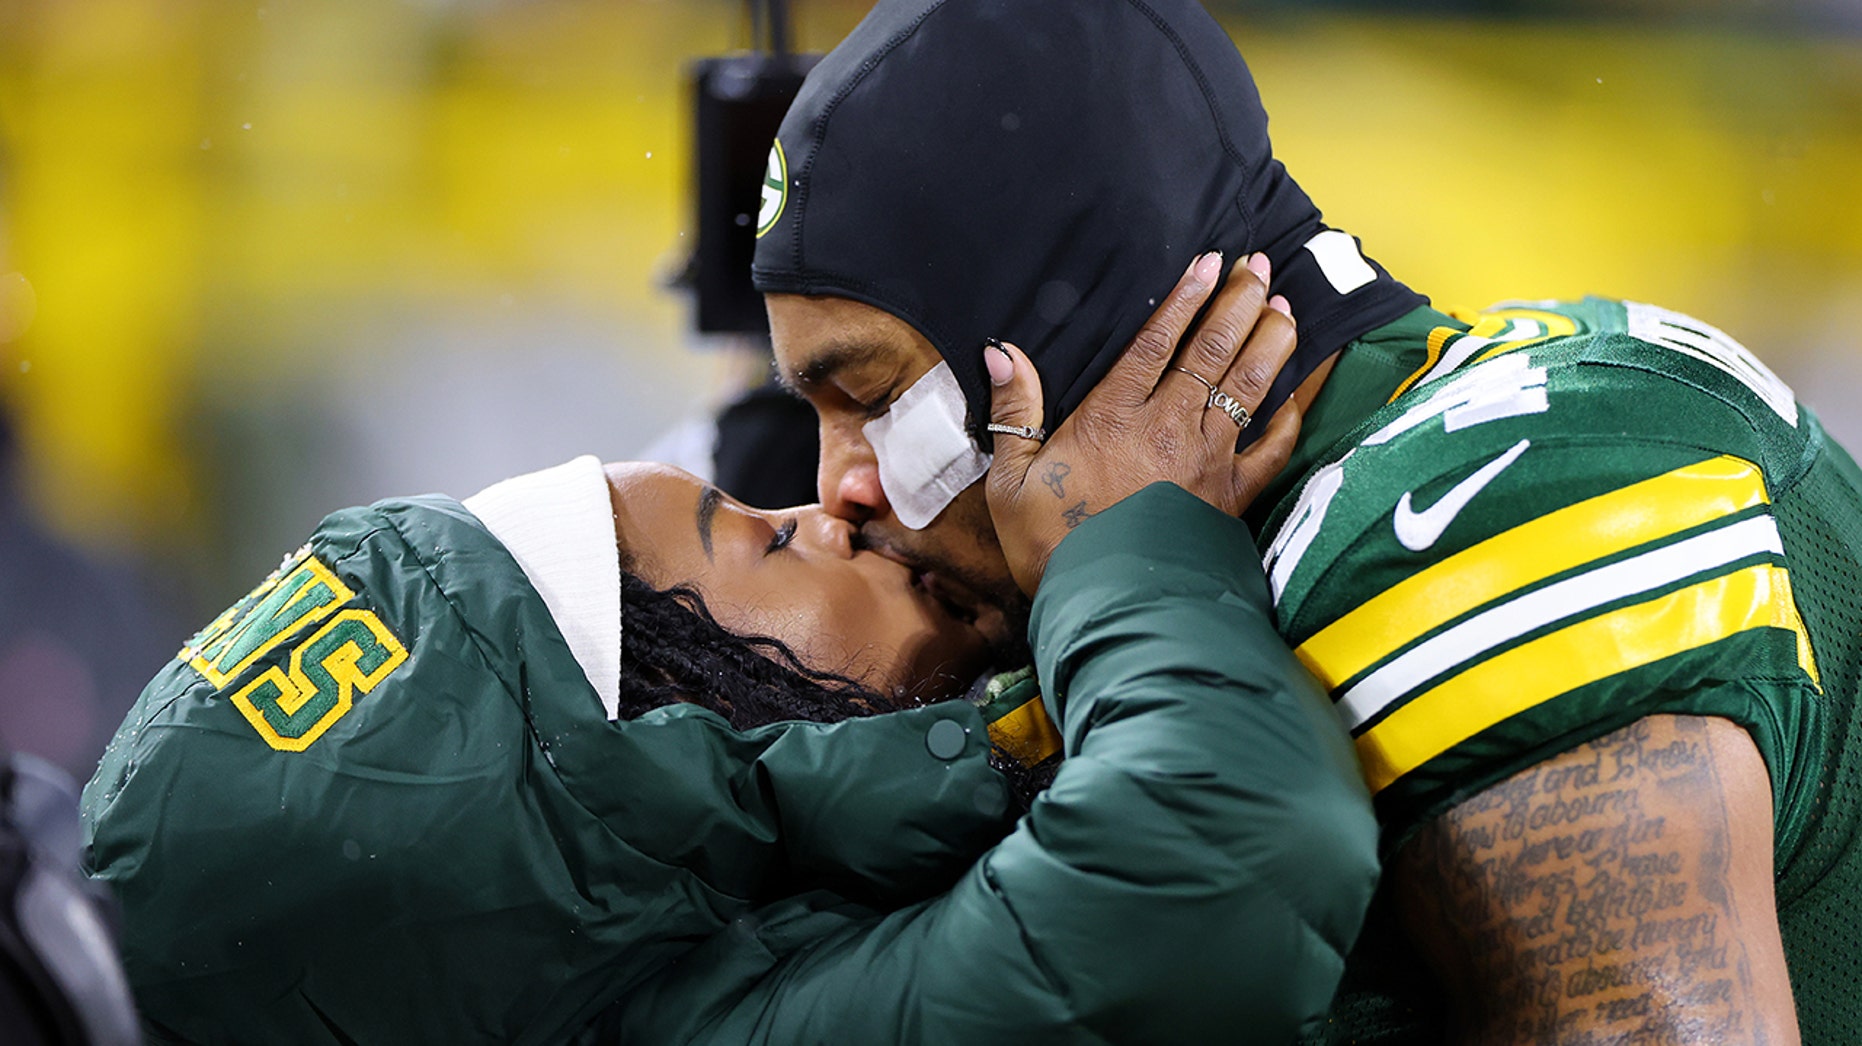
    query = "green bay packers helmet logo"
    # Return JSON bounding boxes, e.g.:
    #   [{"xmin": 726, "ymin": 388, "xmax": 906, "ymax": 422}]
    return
[{"xmin": 756, "ymin": 139, "xmax": 788, "ymax": 239}]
